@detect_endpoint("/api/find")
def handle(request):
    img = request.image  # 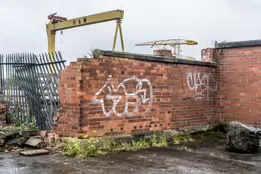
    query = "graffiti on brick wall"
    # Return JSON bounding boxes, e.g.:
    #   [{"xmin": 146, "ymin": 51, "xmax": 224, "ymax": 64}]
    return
[
  {"xmin": 92, "ymin": 75, "xmax": 153, "ymax": 117},
  {"xmin": 187, "ymin": 72, "xmax": 217, "ymax": 101}
]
